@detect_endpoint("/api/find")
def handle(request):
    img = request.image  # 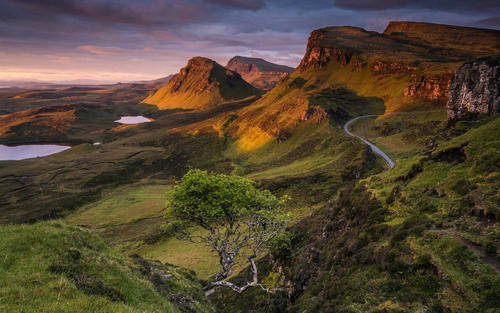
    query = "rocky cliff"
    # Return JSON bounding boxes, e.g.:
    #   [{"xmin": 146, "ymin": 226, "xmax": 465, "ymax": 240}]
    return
[
  {"xmin": 226, "ymin": 56, "xmax": 294, "ymax": 91},
  {"xmin": 447, "ymin": 56, "xmax": 500, "ymax": 119},
  {"xmin": 404, "ymin": 73, "xmax": 454, "ymax": 105},
  {"xmin": 142, "ymin": 57, "xmax": 259, "ymax": 110},
  {"xmin": 297, "ymin": 28, "xmax": 354, "ymax": 71}
]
